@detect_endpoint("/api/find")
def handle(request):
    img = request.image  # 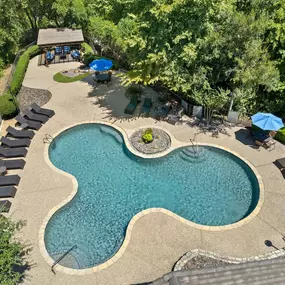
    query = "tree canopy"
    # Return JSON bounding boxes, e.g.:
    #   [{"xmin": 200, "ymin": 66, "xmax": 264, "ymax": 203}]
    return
[{"xmin": 0, "ymin": 0, "xmax": 284, "ymax": 117}]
